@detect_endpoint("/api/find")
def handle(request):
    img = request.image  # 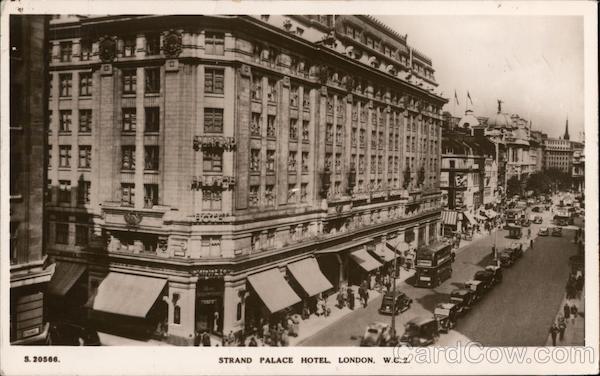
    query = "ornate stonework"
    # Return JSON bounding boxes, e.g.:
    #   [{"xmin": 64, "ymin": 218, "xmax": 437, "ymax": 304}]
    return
[
  {"xmin": 163, "ymin": 30, "xmax": 182, "ymax": 58},
  {"xmin": 98, "ymin": 36, "xmax": 116, "ymax": 62}
]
